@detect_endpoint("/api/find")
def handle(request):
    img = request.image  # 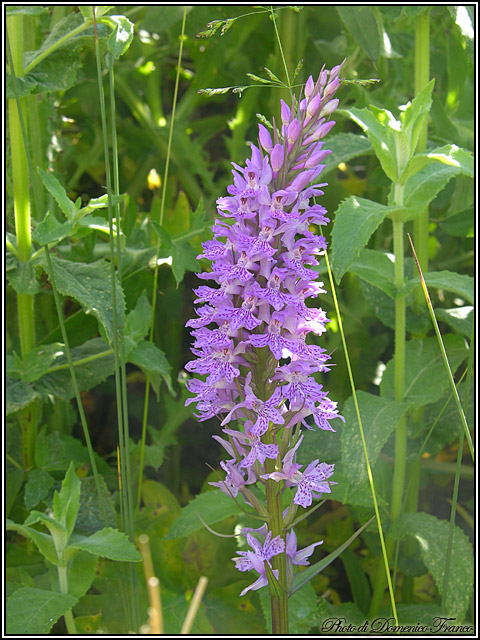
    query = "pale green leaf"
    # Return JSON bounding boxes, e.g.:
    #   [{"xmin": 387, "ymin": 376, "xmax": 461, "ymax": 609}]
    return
[{"xmin": 68, "ymin": 527, "xmax": 141, "ymax": 562}]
